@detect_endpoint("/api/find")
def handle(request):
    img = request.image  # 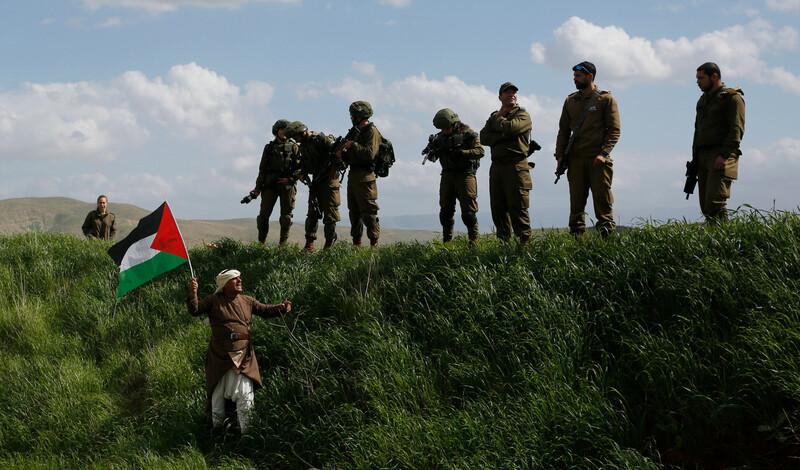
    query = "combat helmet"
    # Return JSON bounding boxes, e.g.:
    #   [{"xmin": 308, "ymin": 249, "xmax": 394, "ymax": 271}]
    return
[
  {"xmin": 272, "ymin": 119, "xmax": 291, "ymax": 136},
  {"xmin": 284, "ymin": 121, "xmax": 308, "ymax": 139},
  {"xmin": 349, "ymin": 101, "xmax": 373, "ymax": 119},
  {"xmin": 433, "ymin": 108, "xmax": 460, "ymax": 130}
]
